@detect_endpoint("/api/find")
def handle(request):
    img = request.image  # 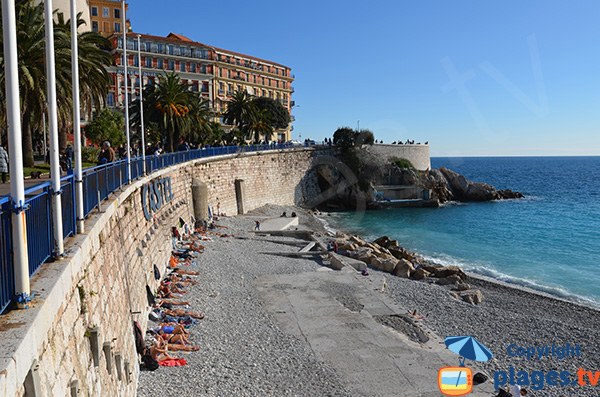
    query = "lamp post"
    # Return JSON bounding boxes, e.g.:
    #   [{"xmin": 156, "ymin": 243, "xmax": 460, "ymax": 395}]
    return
[
  {"xmin": 2, "ymin": 0, "xmax": 30, "ymax": 308},
  {"xmin": 44, "ymin": 0, "xmax": 64, "ymax": 256},
  {"xmin": 137, "ymin": 34, "xmax": 146, "ymax": 175},
  {"xmin": 70, "ymin": 0, "xmax": 84, "ymax": 233},
  {"xmin": 122, "ymin": 0, "xmax": 131, "ymax": 182}
]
